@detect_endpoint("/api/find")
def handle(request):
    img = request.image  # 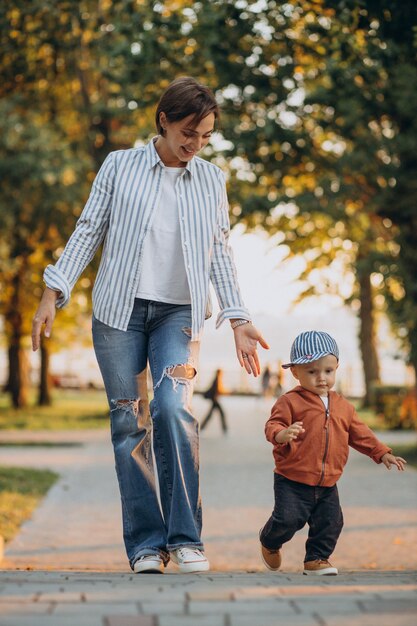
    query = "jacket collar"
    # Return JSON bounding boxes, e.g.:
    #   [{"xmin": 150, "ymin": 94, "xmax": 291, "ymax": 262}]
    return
[
  {"xmin": 144, "ymin": 137, "xmax": 195, "ymax": 176},
  {"xmin": 289, "ymin": 386, "xmax": 336, "ymax": 401}
]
